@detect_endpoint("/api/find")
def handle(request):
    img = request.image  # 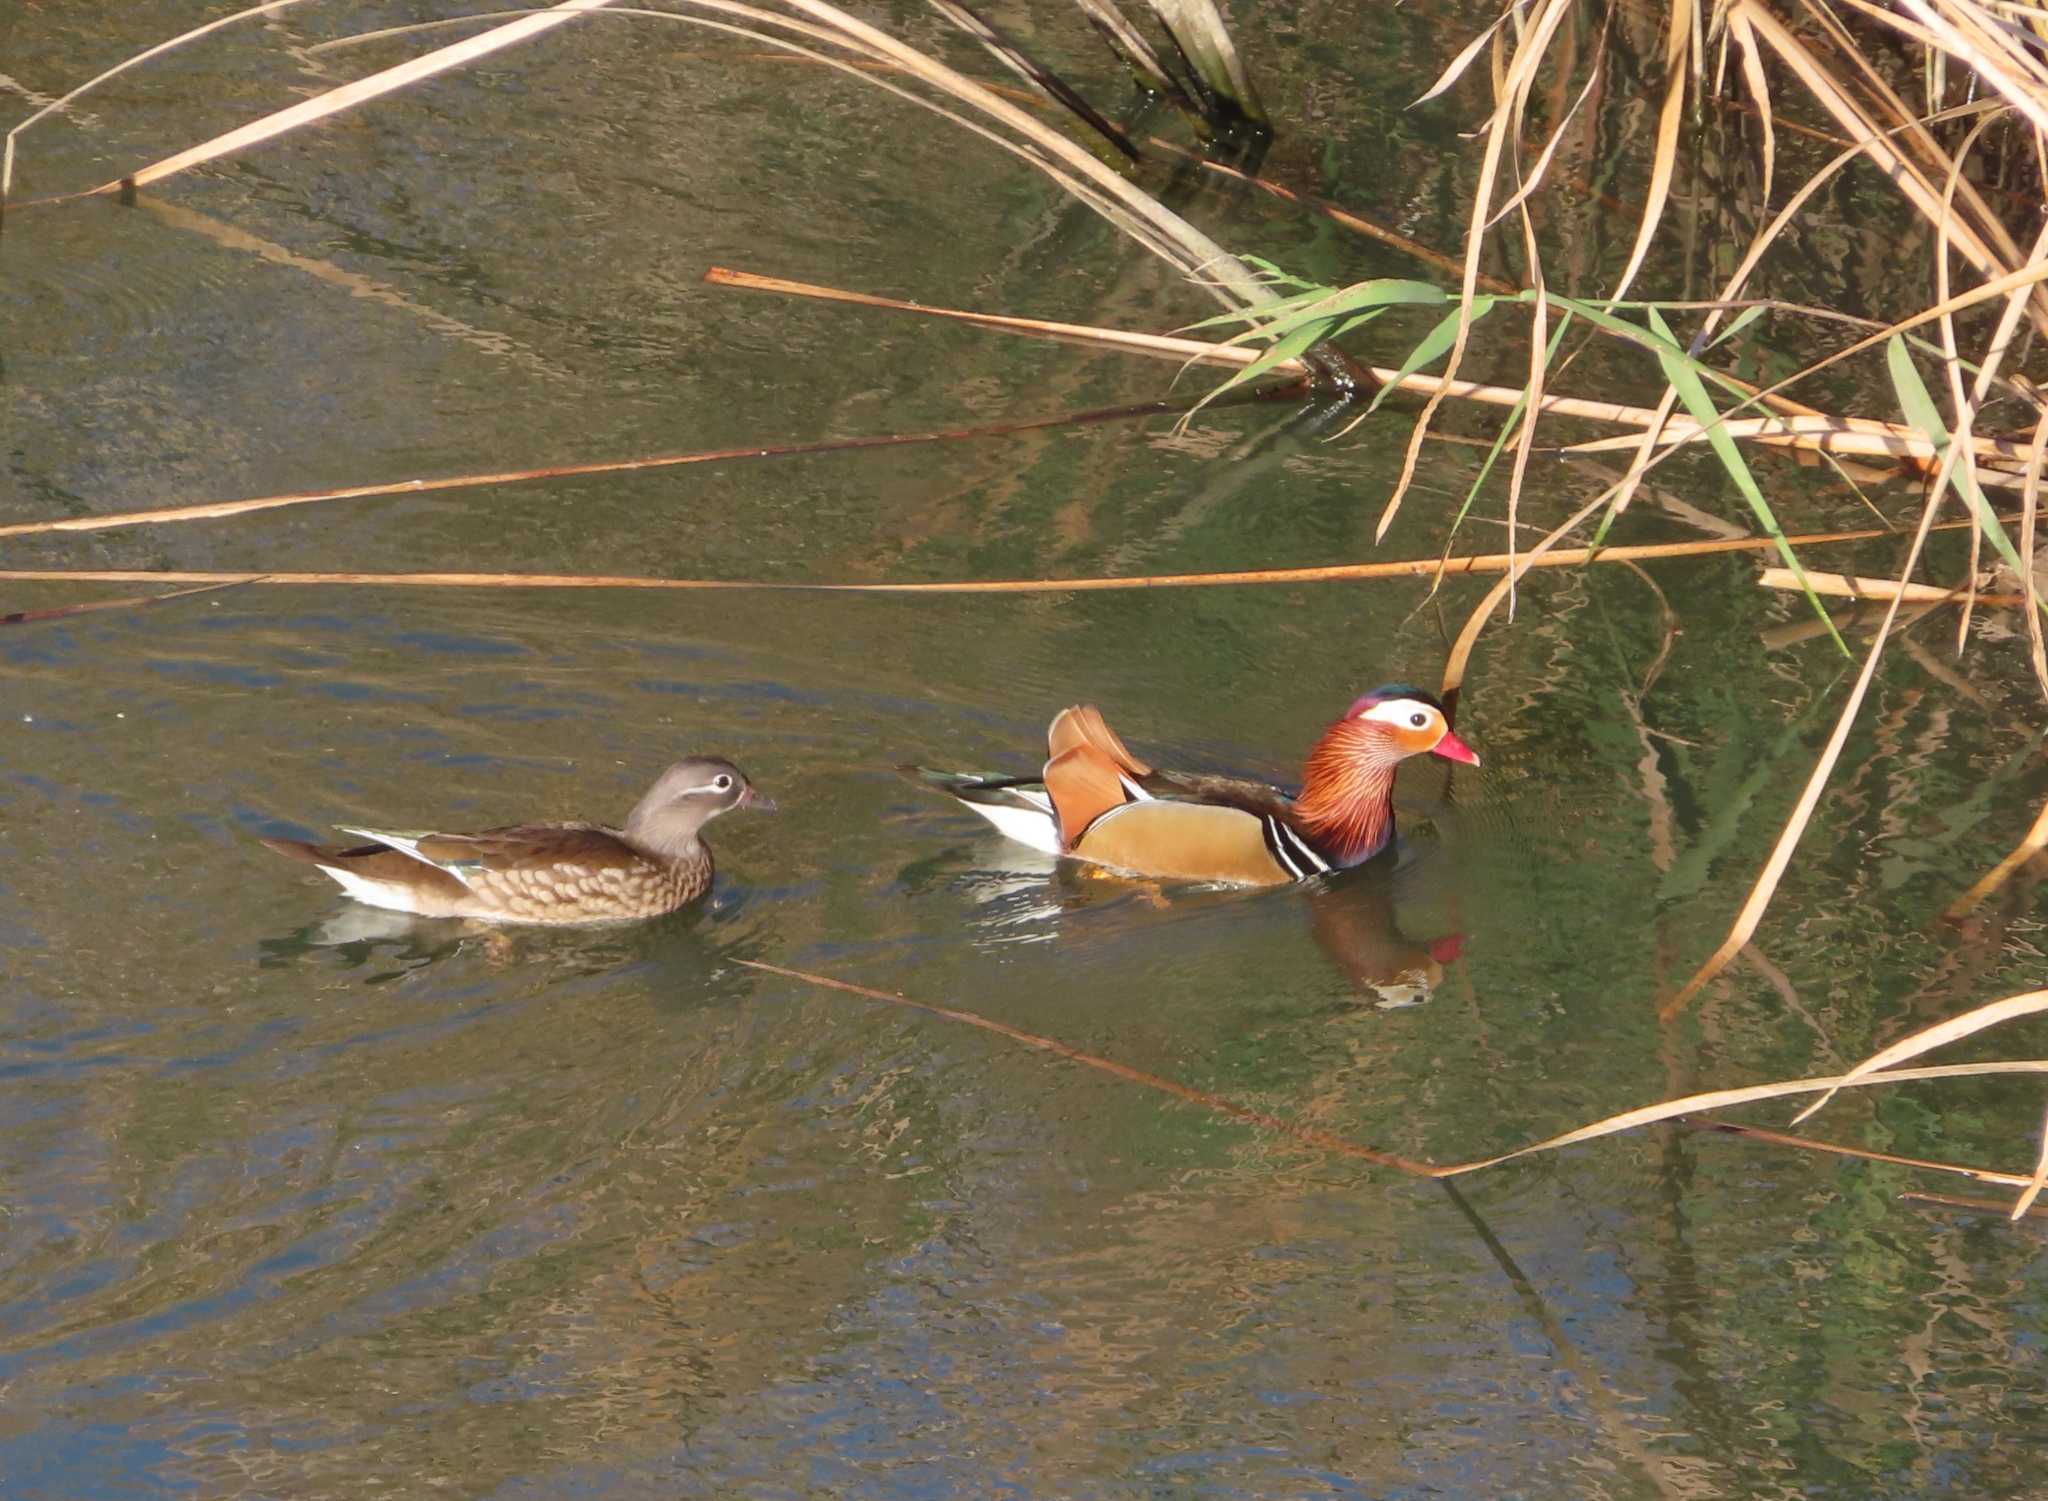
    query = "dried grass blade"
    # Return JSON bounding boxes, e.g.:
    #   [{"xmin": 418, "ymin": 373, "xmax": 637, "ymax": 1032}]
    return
[
  {"xmin": 1664, "ymin": 480, "xmax": 1952, "ymax": 1013},
  {"xmin": 703, "ymin": 269, "xmax": 1300, "ymax": 370},
  {"xmin": 1744, "ymin": 5, "xmax": 2031, "ymax": 326},
  {"xmin": 1943, "ymin": 789, "xmax": 2048, "ymax": 919},
  {"xmin": 767, "ymin": 0, "xmax": 1269, "ymax": 306},
  {"xmin": 1483, "ymin": 52, "xmax": 1605, "ymax": 230},
  {"xmin": 2, "ymin": 0, "xmax": 317, "ymax": 203},
  {"xmin": 92, "ymin": 1, "xmax": 622, "ymax": 196},
  {"xmin": 2012, "ymin": 1102, "xmax": 2048, "ymax": 1218},
  {"xmin": 1791, "ymin": 989, "xmax": 2048, "ymax": 1125},
  {"xmin": 1726, "ymin": 6, "xmax": 1775, "ymax": 207},
  {"xmin": 1412, "ymin": 8, "xmax": 1516, "ymax": 107},
  {"xmin": 1753, "ymin": 568, "xmax": 2012, "ymax": 605},
  {"xmin": 1895, "ymin": 0, "xmax": 2048, "ymax": 140},
  {"xmin": 1501, "ymin": 184, "xmax": 1552, "ymax": 613},
  {"xmin": 1609, "ymin": 0, "xmax": 1692, "ymax": 300},
  {"xmin": 1375, "ymin": 0, "xmax": 1577, "ymax": 542},
  {"xmin": 1437, "ymin": 1060, "xmax": 2048, "ymax": 1176},
  {"xmin": 2025, "ymin": 410, "xmax": 2048, "ymax": 699}
]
